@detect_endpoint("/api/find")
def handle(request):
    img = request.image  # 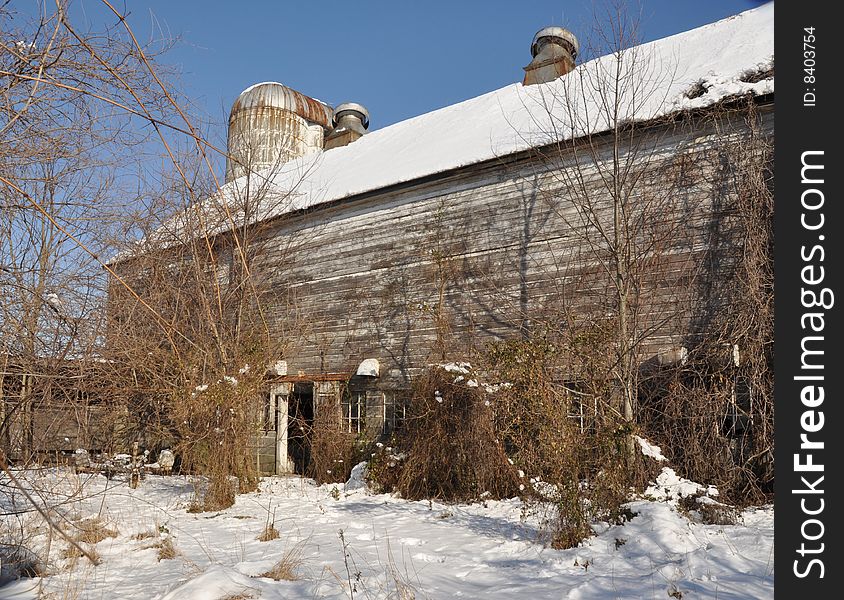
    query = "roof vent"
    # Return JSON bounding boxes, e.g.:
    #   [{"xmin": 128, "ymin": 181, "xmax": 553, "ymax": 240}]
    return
[
  {"xmin": 324, "ymin": 102, "xmax": 370, "ymax": 150},
  {"xmin": 523, "ymin": 26, "xmax": 579, "ymax": 86}
]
